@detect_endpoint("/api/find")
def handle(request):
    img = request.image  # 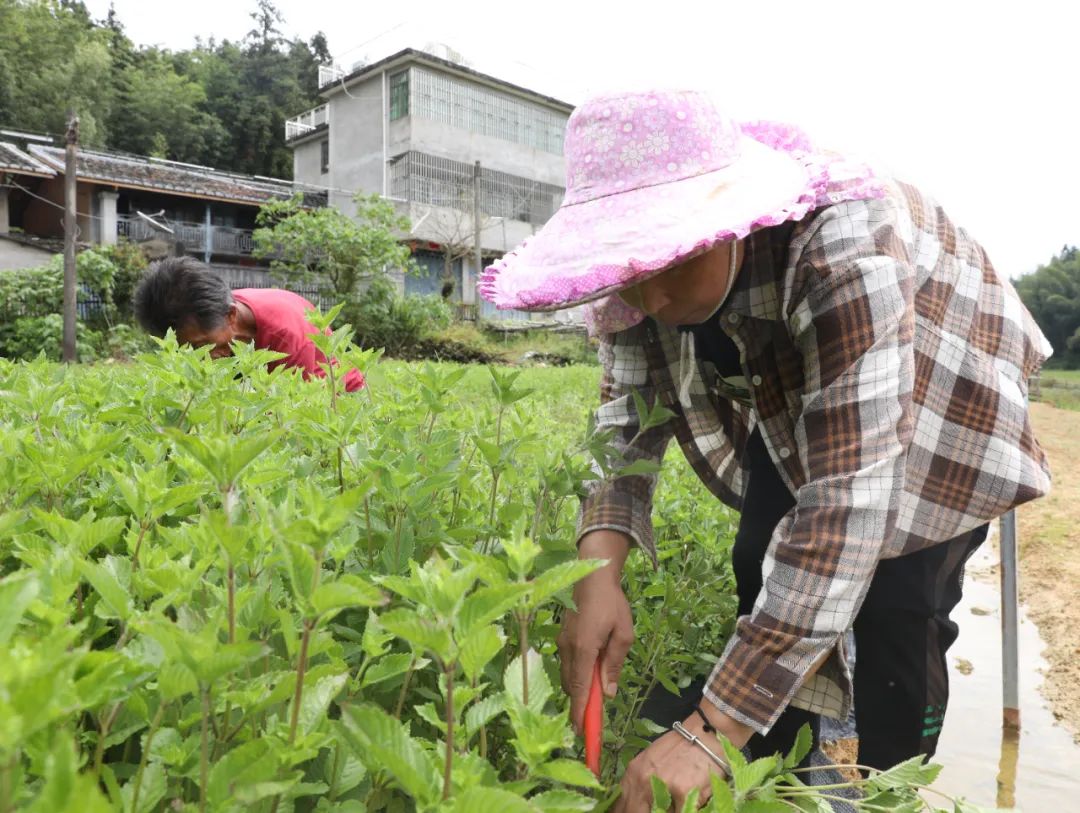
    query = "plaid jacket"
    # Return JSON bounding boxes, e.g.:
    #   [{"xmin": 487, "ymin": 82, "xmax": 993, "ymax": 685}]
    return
[{"xmin": 578, "ymin": 180, "xmax": 1052, "ymax": 734}]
